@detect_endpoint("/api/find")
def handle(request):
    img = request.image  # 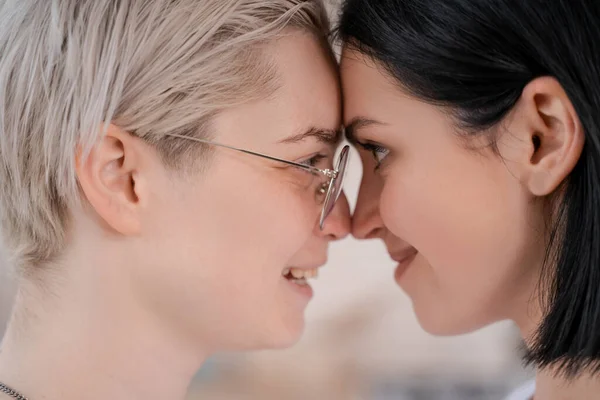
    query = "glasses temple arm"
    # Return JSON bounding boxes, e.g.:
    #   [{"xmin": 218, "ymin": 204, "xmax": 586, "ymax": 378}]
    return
[{"xmin": 166, "ymin": 133, "xmax": 331, "ymax": 176}]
